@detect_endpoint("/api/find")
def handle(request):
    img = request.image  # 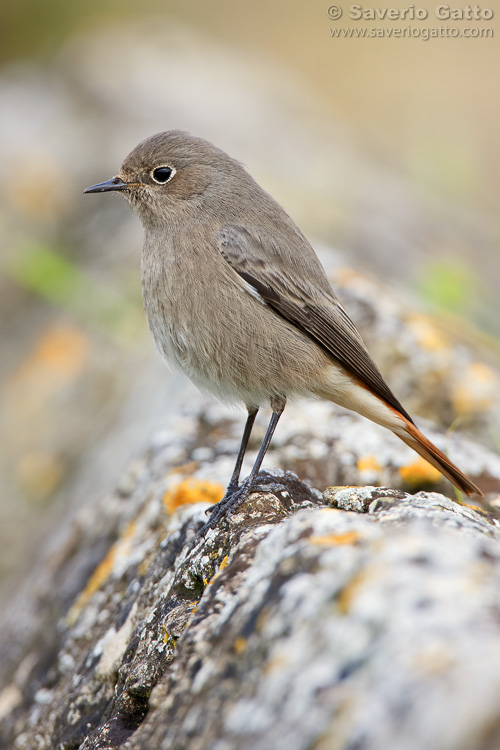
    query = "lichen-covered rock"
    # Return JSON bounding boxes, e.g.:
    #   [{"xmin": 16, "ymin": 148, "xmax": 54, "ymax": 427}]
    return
[{"xmin": 1, "ymin": 394, "xmax": 500, "ymax": 750}]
